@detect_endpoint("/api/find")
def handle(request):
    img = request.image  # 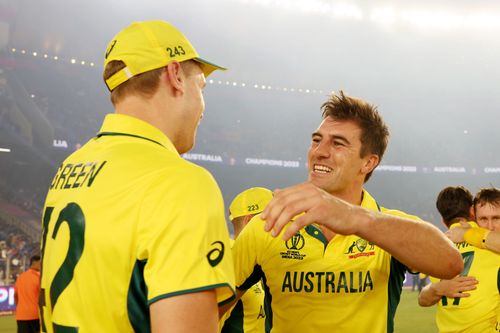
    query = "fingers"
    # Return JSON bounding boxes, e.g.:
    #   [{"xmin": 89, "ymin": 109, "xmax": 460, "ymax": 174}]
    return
[
  {"xmin": 459, "ymin": 221, "xmax": 471, "ymax": 228},
  {"xmin": 262, "ymin": 183, "xmax": 318, "ymax": 236},
  {"xmin": 281, "ymin": 211, "xmax": 318, "ymax": 241}
]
